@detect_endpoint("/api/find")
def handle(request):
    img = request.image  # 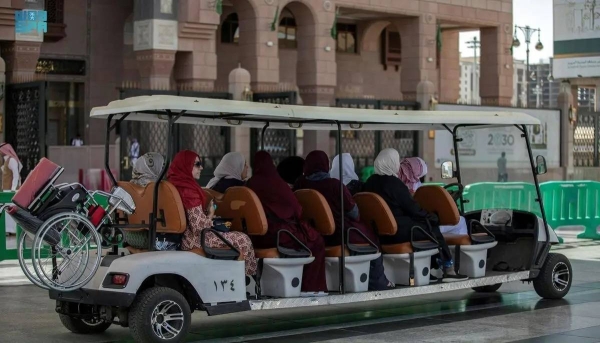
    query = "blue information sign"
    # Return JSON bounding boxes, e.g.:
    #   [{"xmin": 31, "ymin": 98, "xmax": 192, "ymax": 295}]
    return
[{"xmin": 15, "ymin": 10, "xmax": 47, "ymax": 35}]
